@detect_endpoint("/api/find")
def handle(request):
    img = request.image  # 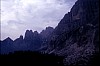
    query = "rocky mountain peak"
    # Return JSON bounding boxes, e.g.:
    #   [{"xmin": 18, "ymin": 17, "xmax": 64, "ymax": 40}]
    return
[
  {"xmin": 19, "ymin": 35, "xmax": 23, "ymax": 39},
  {"xmin": 4, "ymin": 37, "xmax": 13, "ymax": 42},
  {"xmin": 40, "ymin": 27, "xmax": 54, "ymax": 39},
  {"xmin": 46, "ymin": 26, "xmax": 54, "ymax": 30},
  {"xmin": 24, "ymin": 30, "xmax": 34, "ymax": 39},
  {"xmin": 33, "ymin": 31, "xmax": 39, "ymax": 35}
]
